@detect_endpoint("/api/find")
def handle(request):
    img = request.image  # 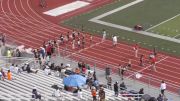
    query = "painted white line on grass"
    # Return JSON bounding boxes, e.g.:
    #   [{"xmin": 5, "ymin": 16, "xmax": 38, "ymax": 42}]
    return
[
  {"xmin": 89, "ymin": 19, "xmax": 180, "ymax": 43},
  {"xmin": 89, "ymin": 0, "xmax": 180, "ymax": 43},
  {"xmin": 43, "ymin": 1, "xmax": 90, "ymax": 16},
  {"xmin": 90, "ymin": 0, "xmax": 144, "ymax": 20},
  {"xmin": 146, "ymin": 13, "xmax": 180, "ymax": 31}
]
